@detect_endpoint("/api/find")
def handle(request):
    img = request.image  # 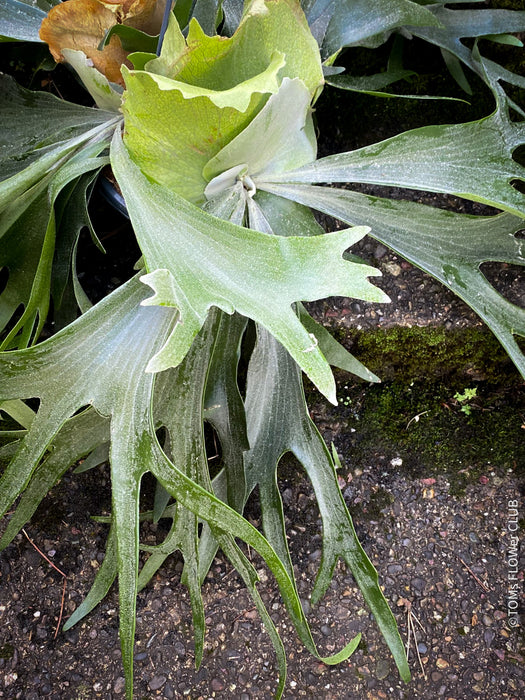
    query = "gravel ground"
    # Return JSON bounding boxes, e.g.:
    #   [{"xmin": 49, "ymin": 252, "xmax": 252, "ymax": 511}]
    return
[{"xmin": 0, "ymin": 431, "xmax": 523, "ymax": 699}]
